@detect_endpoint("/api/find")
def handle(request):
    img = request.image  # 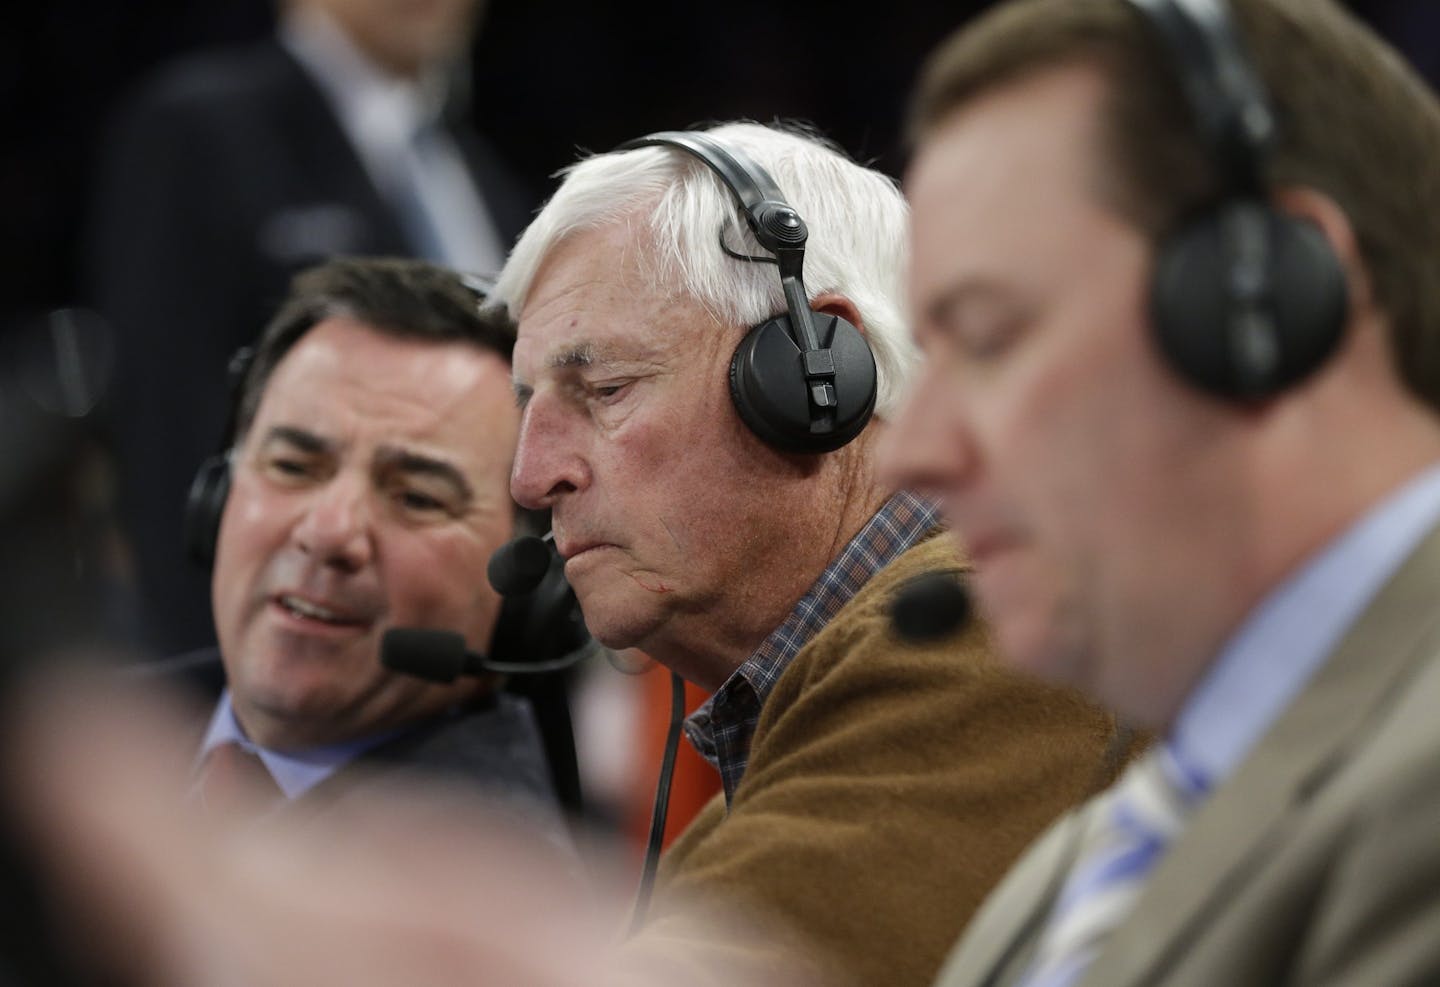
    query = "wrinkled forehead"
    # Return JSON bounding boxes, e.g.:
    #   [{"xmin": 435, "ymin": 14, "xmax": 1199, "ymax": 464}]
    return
[
  {"xmin": 510, "ymin": 318, "xmax": 700, "ymax": 408},
  {"xmin": 512, "ymin": 229, "xmax": 724, "ymax": 383}
]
